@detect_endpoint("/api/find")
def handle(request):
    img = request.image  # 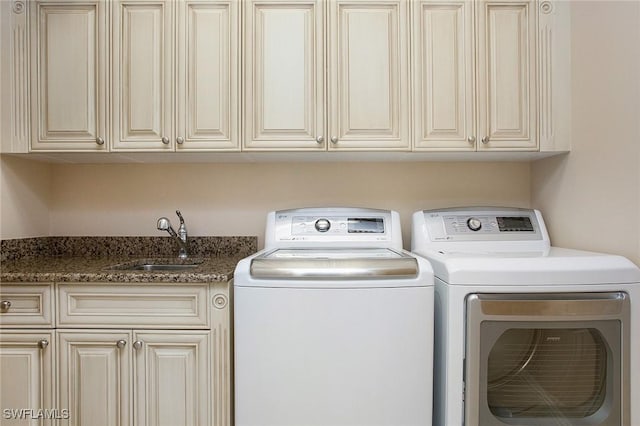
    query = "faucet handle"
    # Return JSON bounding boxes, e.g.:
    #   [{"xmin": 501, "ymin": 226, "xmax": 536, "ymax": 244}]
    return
[
  {"xmin": 176, "ymin": 210, "xmax": 185, "ymax": 225},
  {"xmin": 157, "ymin": 217, "xmax": 171, "ymax": 231}
]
